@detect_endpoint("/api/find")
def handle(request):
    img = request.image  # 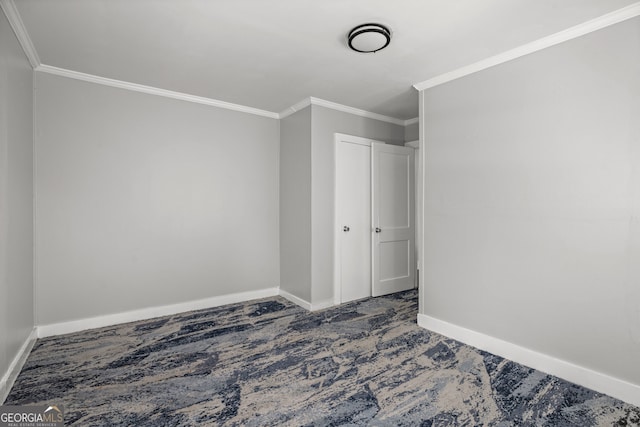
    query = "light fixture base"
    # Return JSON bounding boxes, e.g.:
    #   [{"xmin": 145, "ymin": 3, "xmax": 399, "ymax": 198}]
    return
[{"xmin": 348, "ymin": 23, "xmax": 391, "ymax": 53}]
